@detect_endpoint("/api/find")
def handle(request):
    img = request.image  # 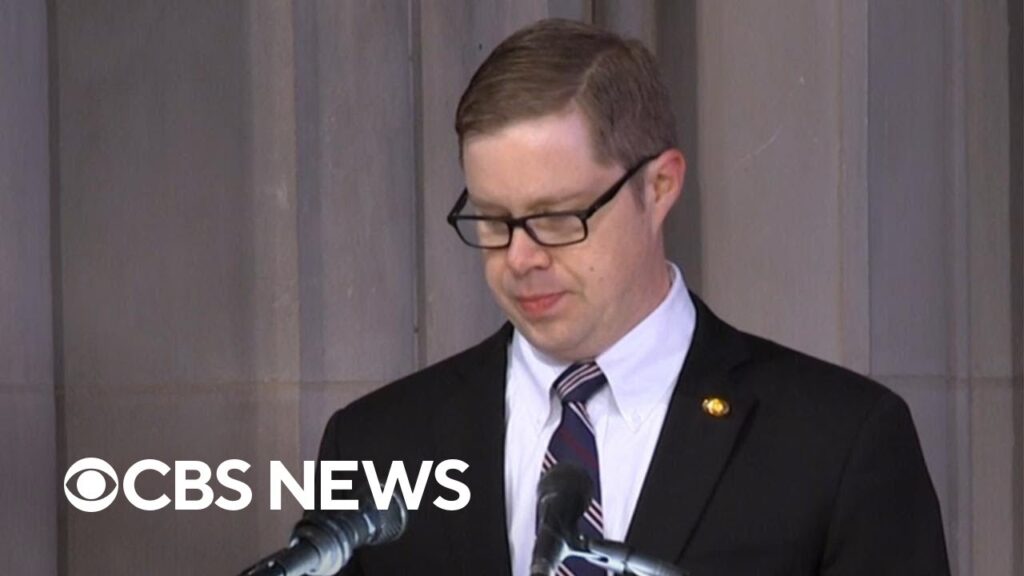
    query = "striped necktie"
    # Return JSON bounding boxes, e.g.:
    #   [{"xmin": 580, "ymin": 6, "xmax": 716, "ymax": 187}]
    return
[{"xmin": 542, "ymin": 361, "xmax": 607, "ymax": 575}]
